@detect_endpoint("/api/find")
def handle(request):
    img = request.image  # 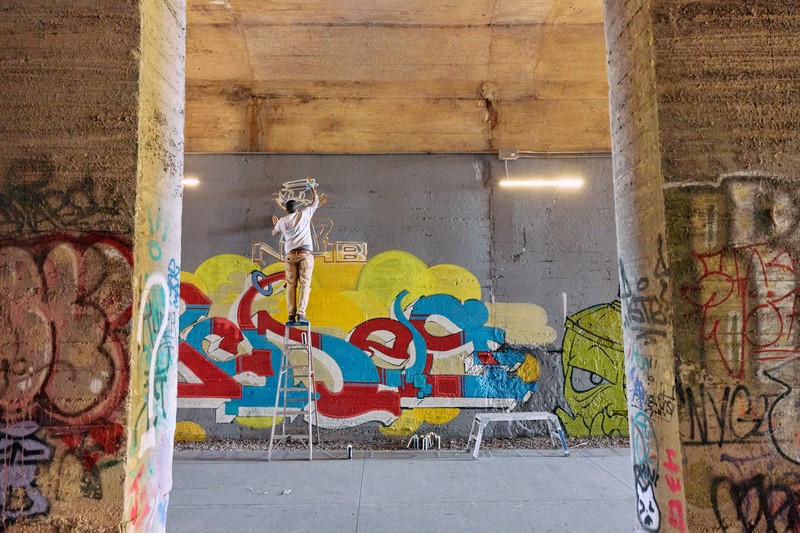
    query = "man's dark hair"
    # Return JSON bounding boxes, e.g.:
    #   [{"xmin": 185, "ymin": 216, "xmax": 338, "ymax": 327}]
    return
[{"xmin": 285, "ymin": 200, "xmax": 298, "ymax": 213}]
